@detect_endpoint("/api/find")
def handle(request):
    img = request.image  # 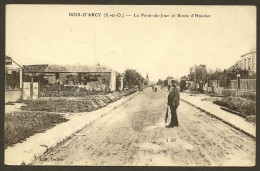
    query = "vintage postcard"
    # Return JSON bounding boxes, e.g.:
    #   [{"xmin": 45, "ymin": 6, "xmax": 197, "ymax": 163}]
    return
[{"xmin": 5, "ymin": 5, "xmax": 256, "ymax": 166}]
